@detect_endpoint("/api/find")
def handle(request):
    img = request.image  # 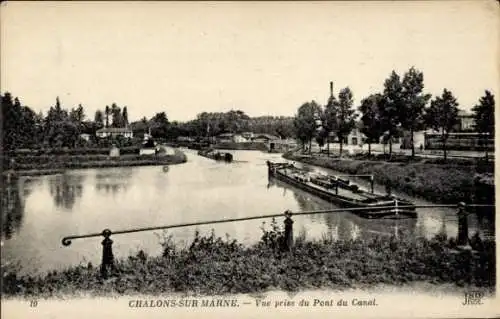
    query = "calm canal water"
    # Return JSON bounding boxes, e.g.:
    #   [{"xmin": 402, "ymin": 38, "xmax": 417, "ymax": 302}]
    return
[{"xmin": 1, "ymin": 149, "xmax": 494, "ymax": 275}]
